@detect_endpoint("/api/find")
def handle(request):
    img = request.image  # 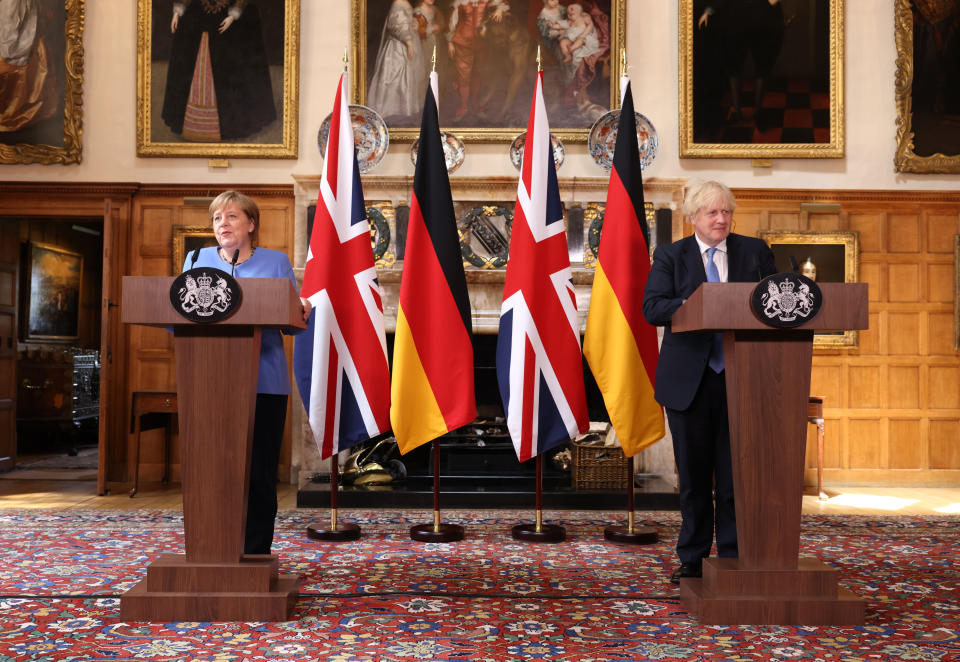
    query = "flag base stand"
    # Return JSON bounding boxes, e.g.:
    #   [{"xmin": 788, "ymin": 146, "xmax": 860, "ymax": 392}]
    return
[
  {"xmin": 410, "ymin": 440, "xmax": 465, "ymax": 543},
  {"xmin": 512, "ymin": 522, "xmax": 565, "ymax": 543},
  {"xmin": 306, "ymin": 459, "xmax": 360, "ymax": 542},
  {"xmin": 512, "ymin": 456, "xmax": 565, "ymax": 542},
  {"xmin": 604, "ymin": 456, "xmax": 658, "ymax": 544},
  {"xmin": 604, "ymin": 524, "xmax": 658, "ymax": 544},
  {"xmin": 307, "ymin": 521, "xmax": 361, "ymax": 542},
  {"xmin": 411, "ymin": 522, "xmax": 464, "ymax": 542}
]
